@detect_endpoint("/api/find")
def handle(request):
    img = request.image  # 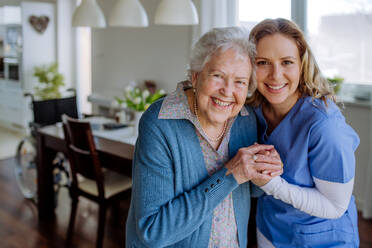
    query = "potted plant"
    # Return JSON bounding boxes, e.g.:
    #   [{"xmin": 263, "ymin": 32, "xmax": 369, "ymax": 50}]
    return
[
  {"xmin": 115, "ymin": 84, "xmax": 165, "ymax": 135},
  {"xmin": 33, "ymin": 62, "xmax": 65, "ymax": 100},
  {"xmin": 327, "ymin": 76, "xmax": 344, "ymax": 95},
  {"xmin": 31, "ymin": 63, "xmax": 78, "ymax": 125}
]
